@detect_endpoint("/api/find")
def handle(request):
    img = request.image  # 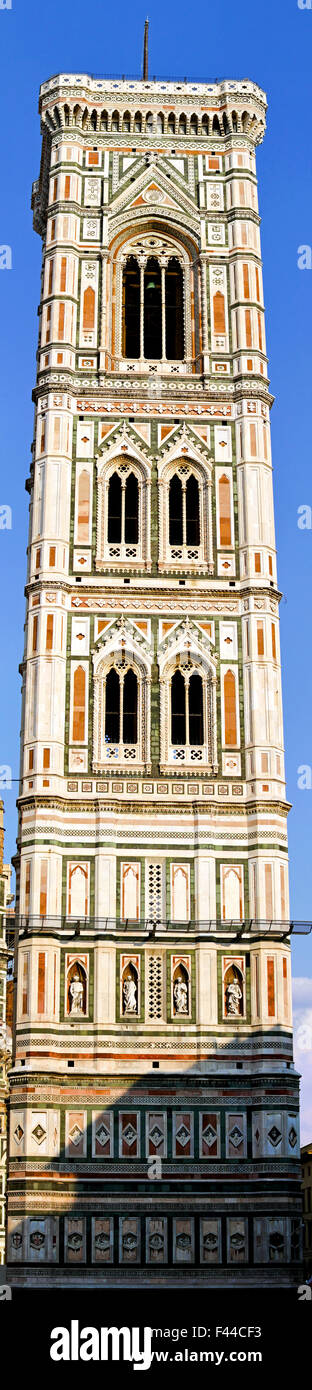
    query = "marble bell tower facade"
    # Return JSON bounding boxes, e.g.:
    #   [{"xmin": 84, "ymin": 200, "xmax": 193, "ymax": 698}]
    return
[{"xmin": 7, "ymin": 69, "xmax": 302, "ymax": 1286}]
